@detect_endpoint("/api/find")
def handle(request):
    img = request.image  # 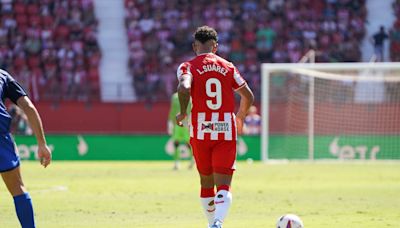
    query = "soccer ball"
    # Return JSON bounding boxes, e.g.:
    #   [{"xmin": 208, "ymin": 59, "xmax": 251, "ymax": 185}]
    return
[{"xmin": 276, "ymin": 214, "xmax": 304, "ymax": 228}]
